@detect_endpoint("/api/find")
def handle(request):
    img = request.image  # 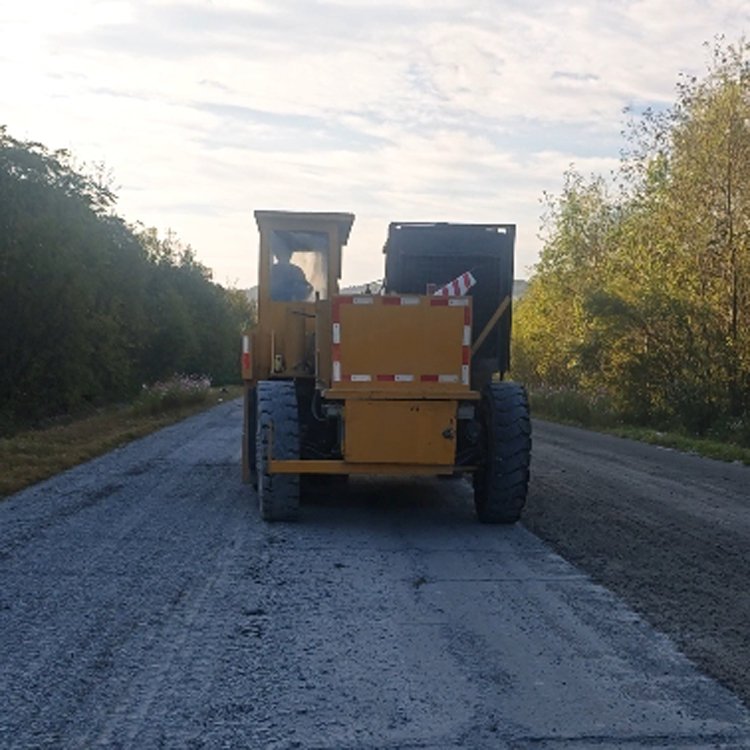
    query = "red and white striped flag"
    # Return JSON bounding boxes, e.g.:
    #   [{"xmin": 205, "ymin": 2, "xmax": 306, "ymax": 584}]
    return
[{"xmin": 433, "ymin": 271, "xmax": 477, "ymax": 297}]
